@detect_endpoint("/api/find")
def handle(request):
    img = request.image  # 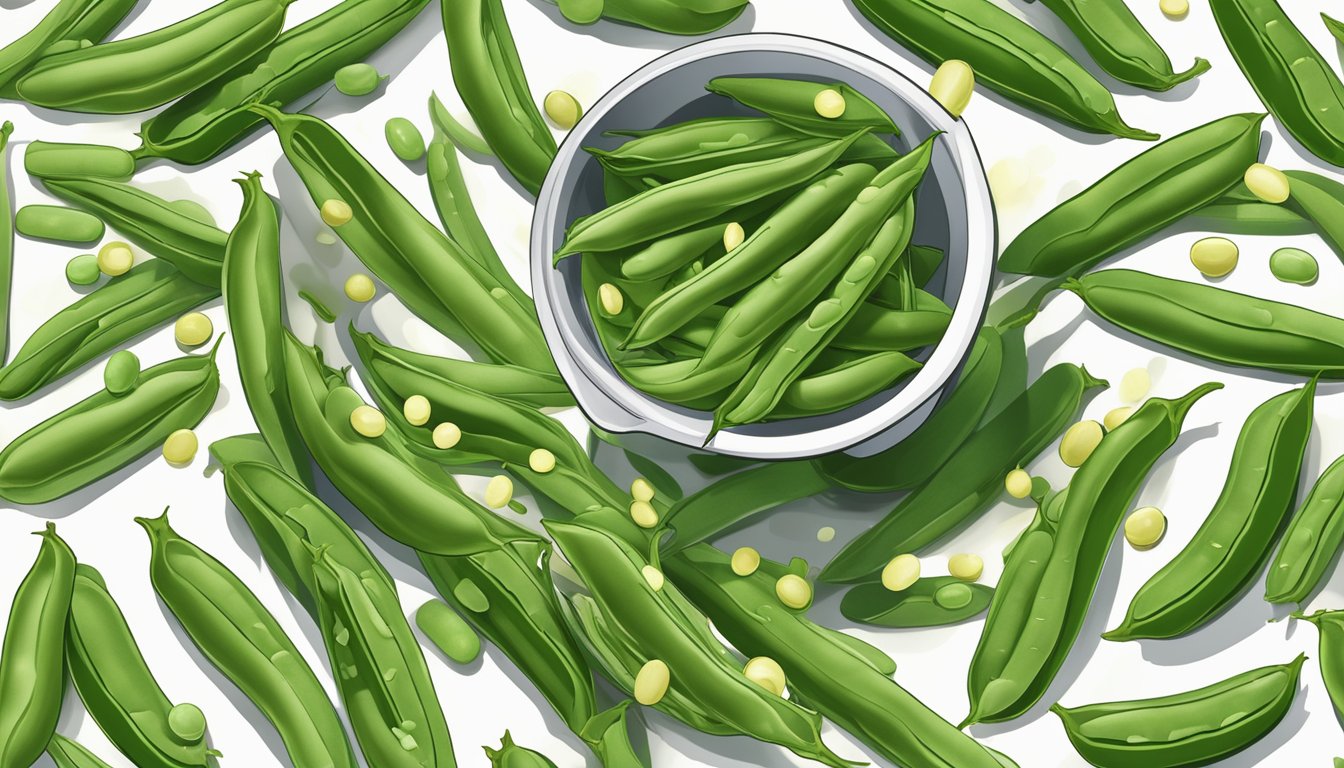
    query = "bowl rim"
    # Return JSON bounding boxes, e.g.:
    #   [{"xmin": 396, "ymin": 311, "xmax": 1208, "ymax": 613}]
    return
[{"xmin": 532, "ymin": 32, "xmax": 996, "ymax": 460}]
